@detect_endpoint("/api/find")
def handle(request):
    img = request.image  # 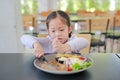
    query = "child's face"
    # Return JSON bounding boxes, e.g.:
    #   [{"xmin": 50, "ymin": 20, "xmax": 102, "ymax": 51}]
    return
[{"xmin": 47, "ymin": 17, "xmax": 72, "ymax": 43}]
